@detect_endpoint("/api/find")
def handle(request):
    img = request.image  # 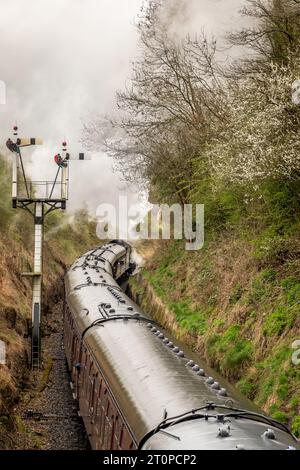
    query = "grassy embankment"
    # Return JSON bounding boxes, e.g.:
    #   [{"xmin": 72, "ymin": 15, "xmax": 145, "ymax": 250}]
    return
[{"xmin": 131, "ymin": 181, "xmax": 300, "ymax": 436}]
